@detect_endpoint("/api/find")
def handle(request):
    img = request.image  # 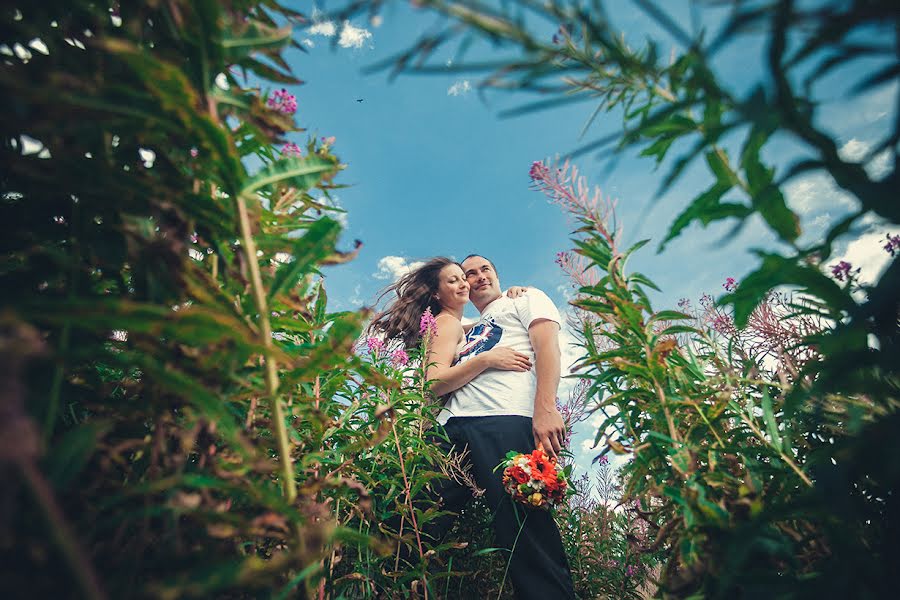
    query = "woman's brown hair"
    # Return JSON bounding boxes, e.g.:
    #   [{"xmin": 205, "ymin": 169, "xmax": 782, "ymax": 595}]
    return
[{"xmin": 367, "ymin": 257, "xmax": 460, "ymax": 348}]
